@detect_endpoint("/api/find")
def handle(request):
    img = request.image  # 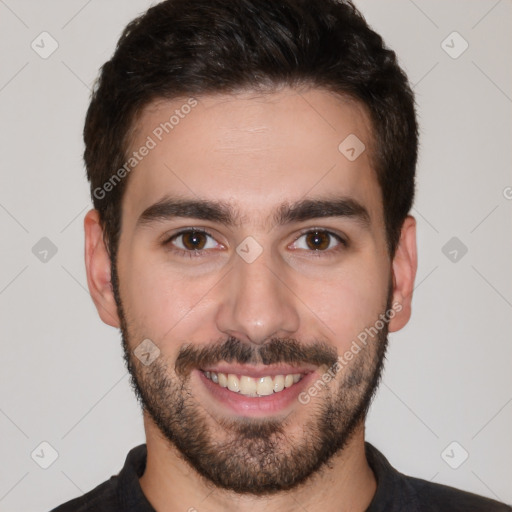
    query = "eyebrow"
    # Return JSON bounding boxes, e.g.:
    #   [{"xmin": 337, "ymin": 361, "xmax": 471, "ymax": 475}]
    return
[{"xmin": 136, "ymin": 196, "xmax": 371, "ymax": 230}]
